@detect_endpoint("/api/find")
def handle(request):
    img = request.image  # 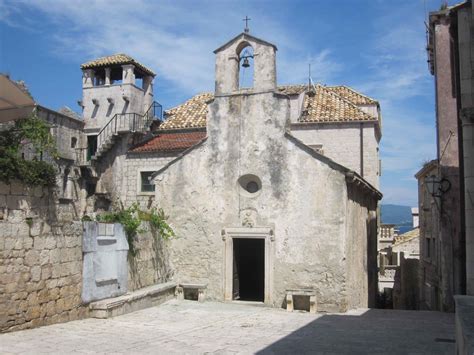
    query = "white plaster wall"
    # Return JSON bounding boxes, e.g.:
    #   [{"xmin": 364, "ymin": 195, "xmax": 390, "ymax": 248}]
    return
[
  {"xmin": 358, "ymin": 104, "xmax": 379, "ymax": 118},
  {"xmin": 291, "ymin": 123, "xmax": 380, "ymax": 189},
  {"xmin": 83, "ymin": 84, "xmax": 147, "ymax": 130},
  {"xmin": 288, "ymin": 93, "xmax": 305, "ymax": 123},
  {"xmin": 153, "ymin": 92, "xmax": 368, "ymax": 312}
]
